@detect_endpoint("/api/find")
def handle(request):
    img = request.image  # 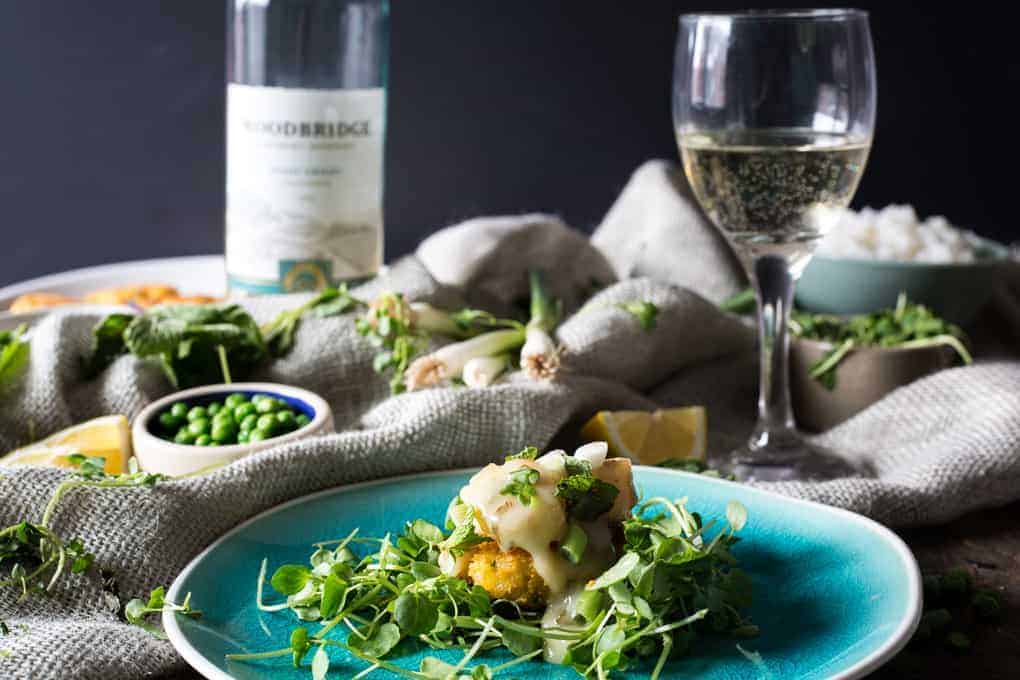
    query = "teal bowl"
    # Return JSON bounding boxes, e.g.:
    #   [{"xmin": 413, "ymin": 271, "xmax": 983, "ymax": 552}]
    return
[{"xmin": 795, "ymin": 237, "xmax": 1010, "ymax": 326}]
